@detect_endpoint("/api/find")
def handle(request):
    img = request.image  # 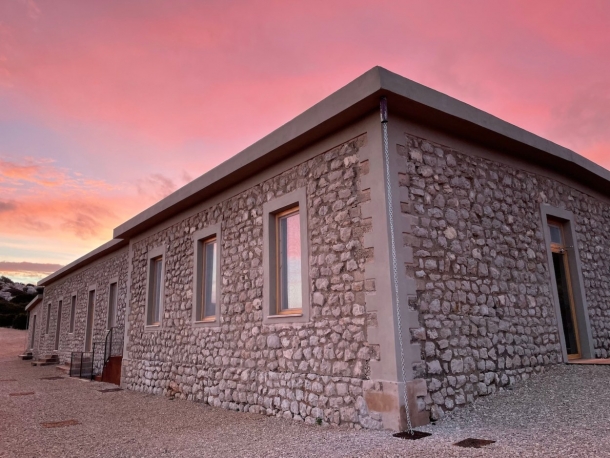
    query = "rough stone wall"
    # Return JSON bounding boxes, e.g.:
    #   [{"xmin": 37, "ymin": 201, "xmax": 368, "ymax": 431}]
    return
[
  {"xmin": 398, "ymin": 133, "xmax": 610, "ymax": 421},
  {"xmin": 35, "ymin": 248, "xmax": 129, "ymax": 364},
  {"xmin": 123, "ymin": 135, "xmax": 387, "ymax": 428}
]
